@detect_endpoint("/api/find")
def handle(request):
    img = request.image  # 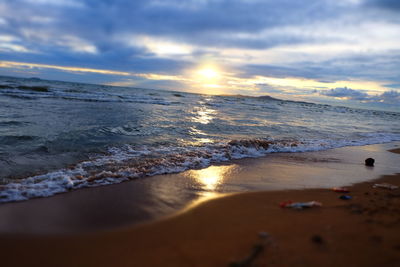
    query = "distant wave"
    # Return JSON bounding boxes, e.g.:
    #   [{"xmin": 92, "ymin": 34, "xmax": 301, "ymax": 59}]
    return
[
  {"xmin": 0, "ymin": 88, "xmax": 174, "ymax": 105},
  {"xmin": 0, "ymin": 121, "xmax": 28, "ymax": 126},
  {"xmin": 0, "ymin": 135, "xmax": 38, "ymax": 144}
]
